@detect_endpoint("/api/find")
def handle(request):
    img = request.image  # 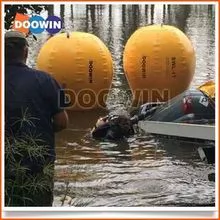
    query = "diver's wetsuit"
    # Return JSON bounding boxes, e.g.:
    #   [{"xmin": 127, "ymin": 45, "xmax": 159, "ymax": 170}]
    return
[{"xmin": 92, "ymin": 123, "xmax": 111, "ymax": 139}]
